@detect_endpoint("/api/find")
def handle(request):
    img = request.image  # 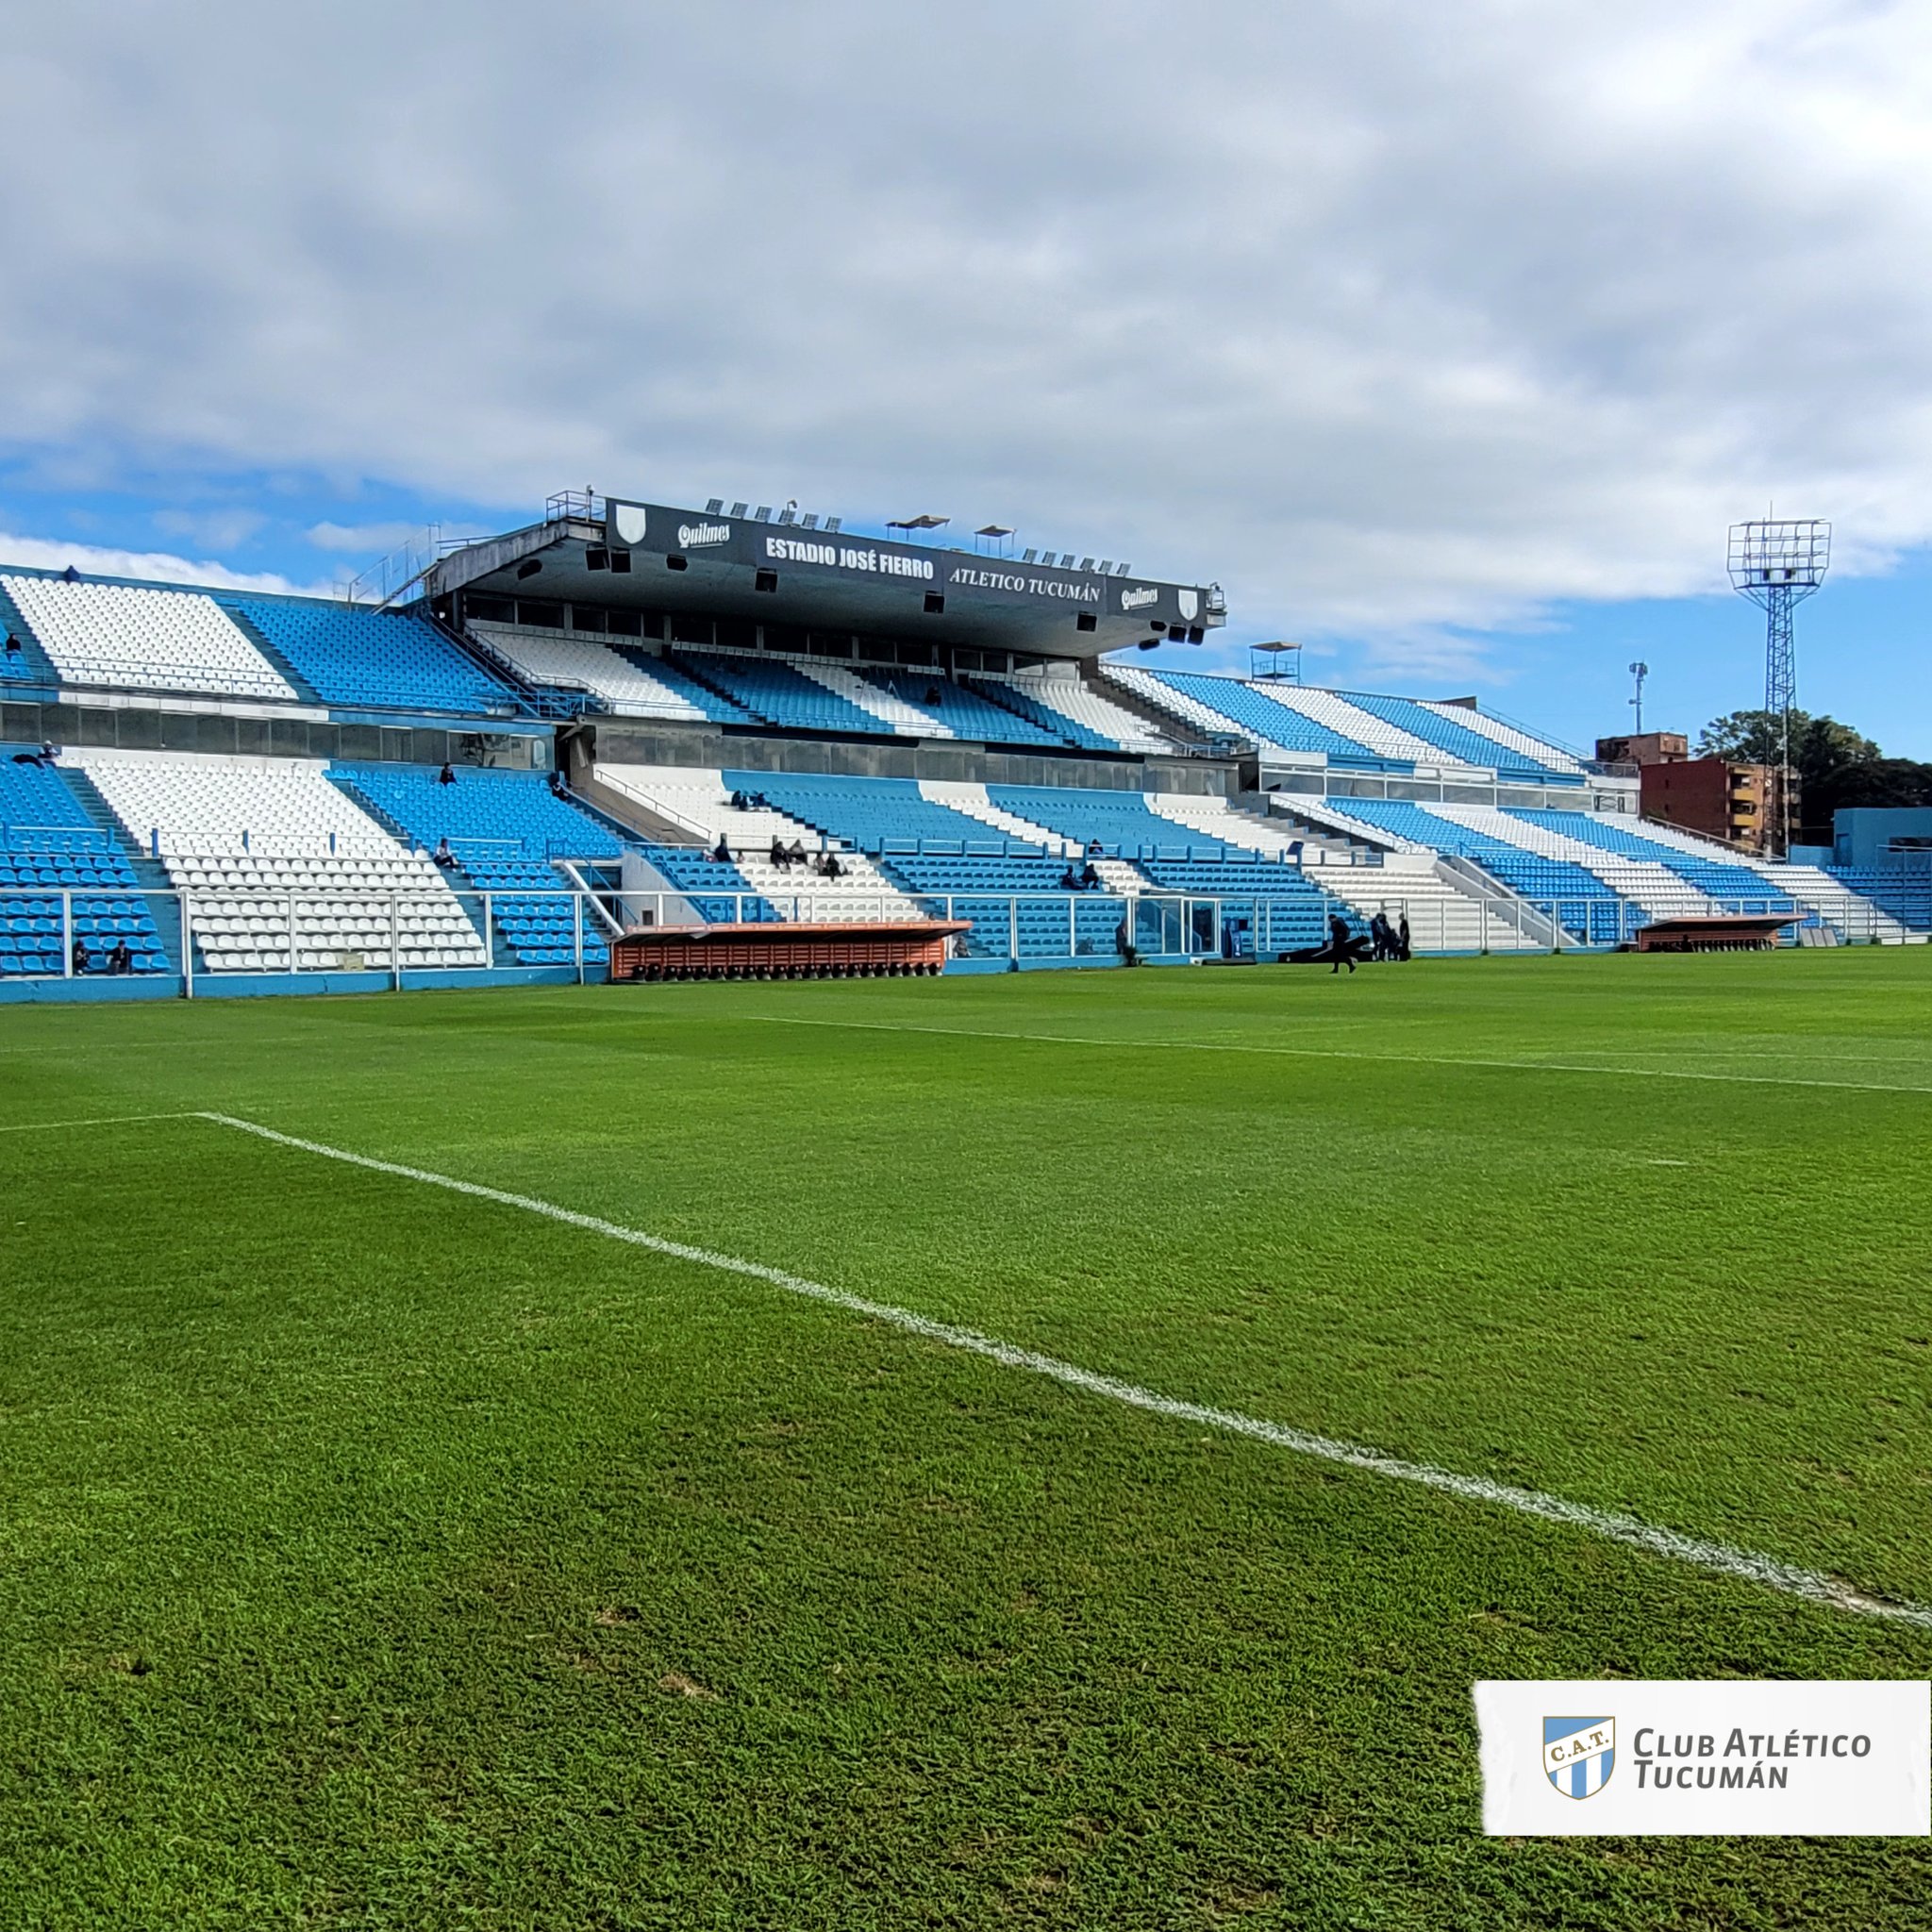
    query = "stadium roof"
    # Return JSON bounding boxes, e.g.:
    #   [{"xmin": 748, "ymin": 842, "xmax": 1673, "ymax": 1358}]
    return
[{"xmin": 425, "ymin": 496, "xmax": 1225, "ymax": 658}]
